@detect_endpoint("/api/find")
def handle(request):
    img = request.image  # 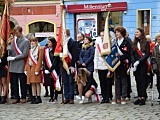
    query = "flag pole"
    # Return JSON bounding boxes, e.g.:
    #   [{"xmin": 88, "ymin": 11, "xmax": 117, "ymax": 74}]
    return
[{"xmin": 60, "ymin": 0, "xmax": 64, "ymax": 104}]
